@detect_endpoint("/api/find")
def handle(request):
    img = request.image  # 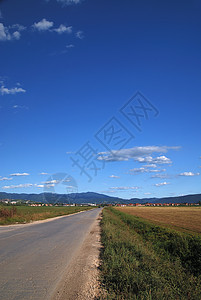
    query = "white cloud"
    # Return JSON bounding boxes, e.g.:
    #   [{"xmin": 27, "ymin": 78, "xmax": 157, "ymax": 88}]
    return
[
  {"xmin": 149, "ymin": 169, "xmax": 166, "ymax": 173},
  {"xmin": 0, "ymin": 23, "xmax": 10, "ymax": 41},
  {"xmin": 45, "ymin": 184, "xmax": 55, "ymax": 187},
  {"xmin": 42, "ymin": 180, "xmax": 59, "ymax": 184},
  {"xmin": 0, "ymin": 23, "xmax": 24, "ymax": 41},
  {"xmin": 66, "ymin": 185, "xmax": 75, "ymax": 189},
  {"xmin": 40, "ymin": 172, "xmax": 48, "ymax": 175},
  {"xmin": 33, "ymin": 19, "xmax": 54, "ymax": 31},
  {"xmin": 99, "ymin": 190, "xmax": 116, "ymax": 194},
  {"xmin": 109, "ymin": 175, "xmax": 120, "ymax": 178},
  {"xmin": 10, "ymin": 172, "xmax": 30, "ymax": 176},
  {"xmin": 135, "ymin": 155, "xmax": 172, "ymax": 165},
  {"xmin": 12, "ymin": 105, "xmax": 28, "ymax": 110},
  {"xmin": 54, "ymin": 25, "xmax": 72, "ymax": 34},
  {"xmin": 32, "ymin": 19, "xmax": 73, "ymax": 36},
  {"xmin": 151, "ymin": 174, "xmax": 170, "ymax": 179},
  {"xmin": 110, "ymin": 186, "xmax": 139, "ymax": 190},
  {"xmin": 36, "ymin": 184, "xmax": 45, "ymax": 188},
  {"xmin": 76, "ymin": 30, "xmax": 84, "ymax": 39},
  {"xmin": 143, "ymin": 164, "xmax": 157, "ymax": 168},
  {"xmin": 130, "ymin": 167, "xmax": 147, "ymax": 173},
  {"xmin": 0, "ymin": 85, "xmax": 26, "ymax": 95},
  {"xmin": 129, "ymin": 166, "xmax": 166, "ymax": 174},
  {"xmin": 0, "ymin": 177, "xmax": 13, "ymax": 181},
  {"xmin": 66, "ymin": 44, "xmax": 74, "ymax": 48},
  {"xmin": 97, "ymin": 146, "xmax": 179, "ymax": 162},
  {"xmin": 56, "ymin": 0, "xmax": 82, "ymax": 5},
  {"xmin": 2, "ymin": 183, "xmax": 33, "ymax": 189},
  {"xmin": 179, "ymin": 172, "xmax": 200, "ymax": 176},
  {"xmin": 154, "ymin": 182, "xmax": 170, "ymax": 187},
  {"xmin": 12, "ymin": 31, "xmax": 21, "ymax": 40},
  {"xmin": 9, "ymin": 24, "xmax": 26, "ymax": 31},
  {"xmin": 144, "ymin": 192, "xmax": 151, "ymax": 195},
  {"xmin": 62, "ymin": 178, "xmax": 71, "ymax": 182}
]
